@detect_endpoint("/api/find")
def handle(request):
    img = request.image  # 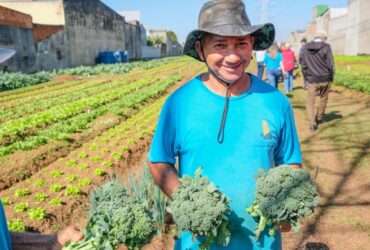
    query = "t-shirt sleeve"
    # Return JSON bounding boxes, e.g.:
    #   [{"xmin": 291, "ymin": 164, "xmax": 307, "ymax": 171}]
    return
[
  {"xmin": 148, "ymin": 97, "xmax": 177, "ymax": 165},
  {"xmin": 274, "ymin": 103, "xmax": 302, "ymax": 165},
  {"xmin": 0, "ymin": 202, "xmax": 12, "ymax": 250}
]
